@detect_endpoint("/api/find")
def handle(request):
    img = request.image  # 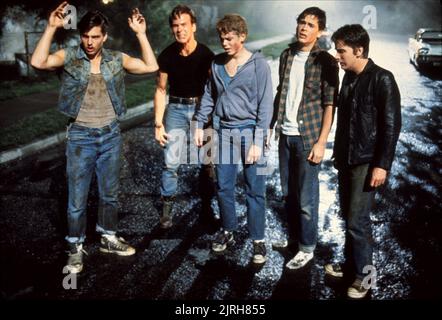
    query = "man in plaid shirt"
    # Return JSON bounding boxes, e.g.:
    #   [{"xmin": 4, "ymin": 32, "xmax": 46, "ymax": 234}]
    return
[{"xmin": 270, "ymin": 7, "xmax": 339, "ymax": 270}]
